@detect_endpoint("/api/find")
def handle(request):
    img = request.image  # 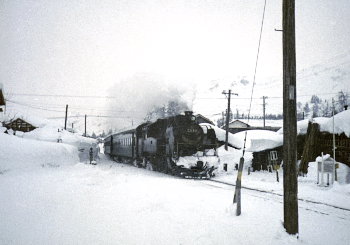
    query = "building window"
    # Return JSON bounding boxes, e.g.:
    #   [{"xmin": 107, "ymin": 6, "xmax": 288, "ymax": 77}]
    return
[{"xmin": 270, "ymin": 151, "xmax": 278, "ymax": 161}]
